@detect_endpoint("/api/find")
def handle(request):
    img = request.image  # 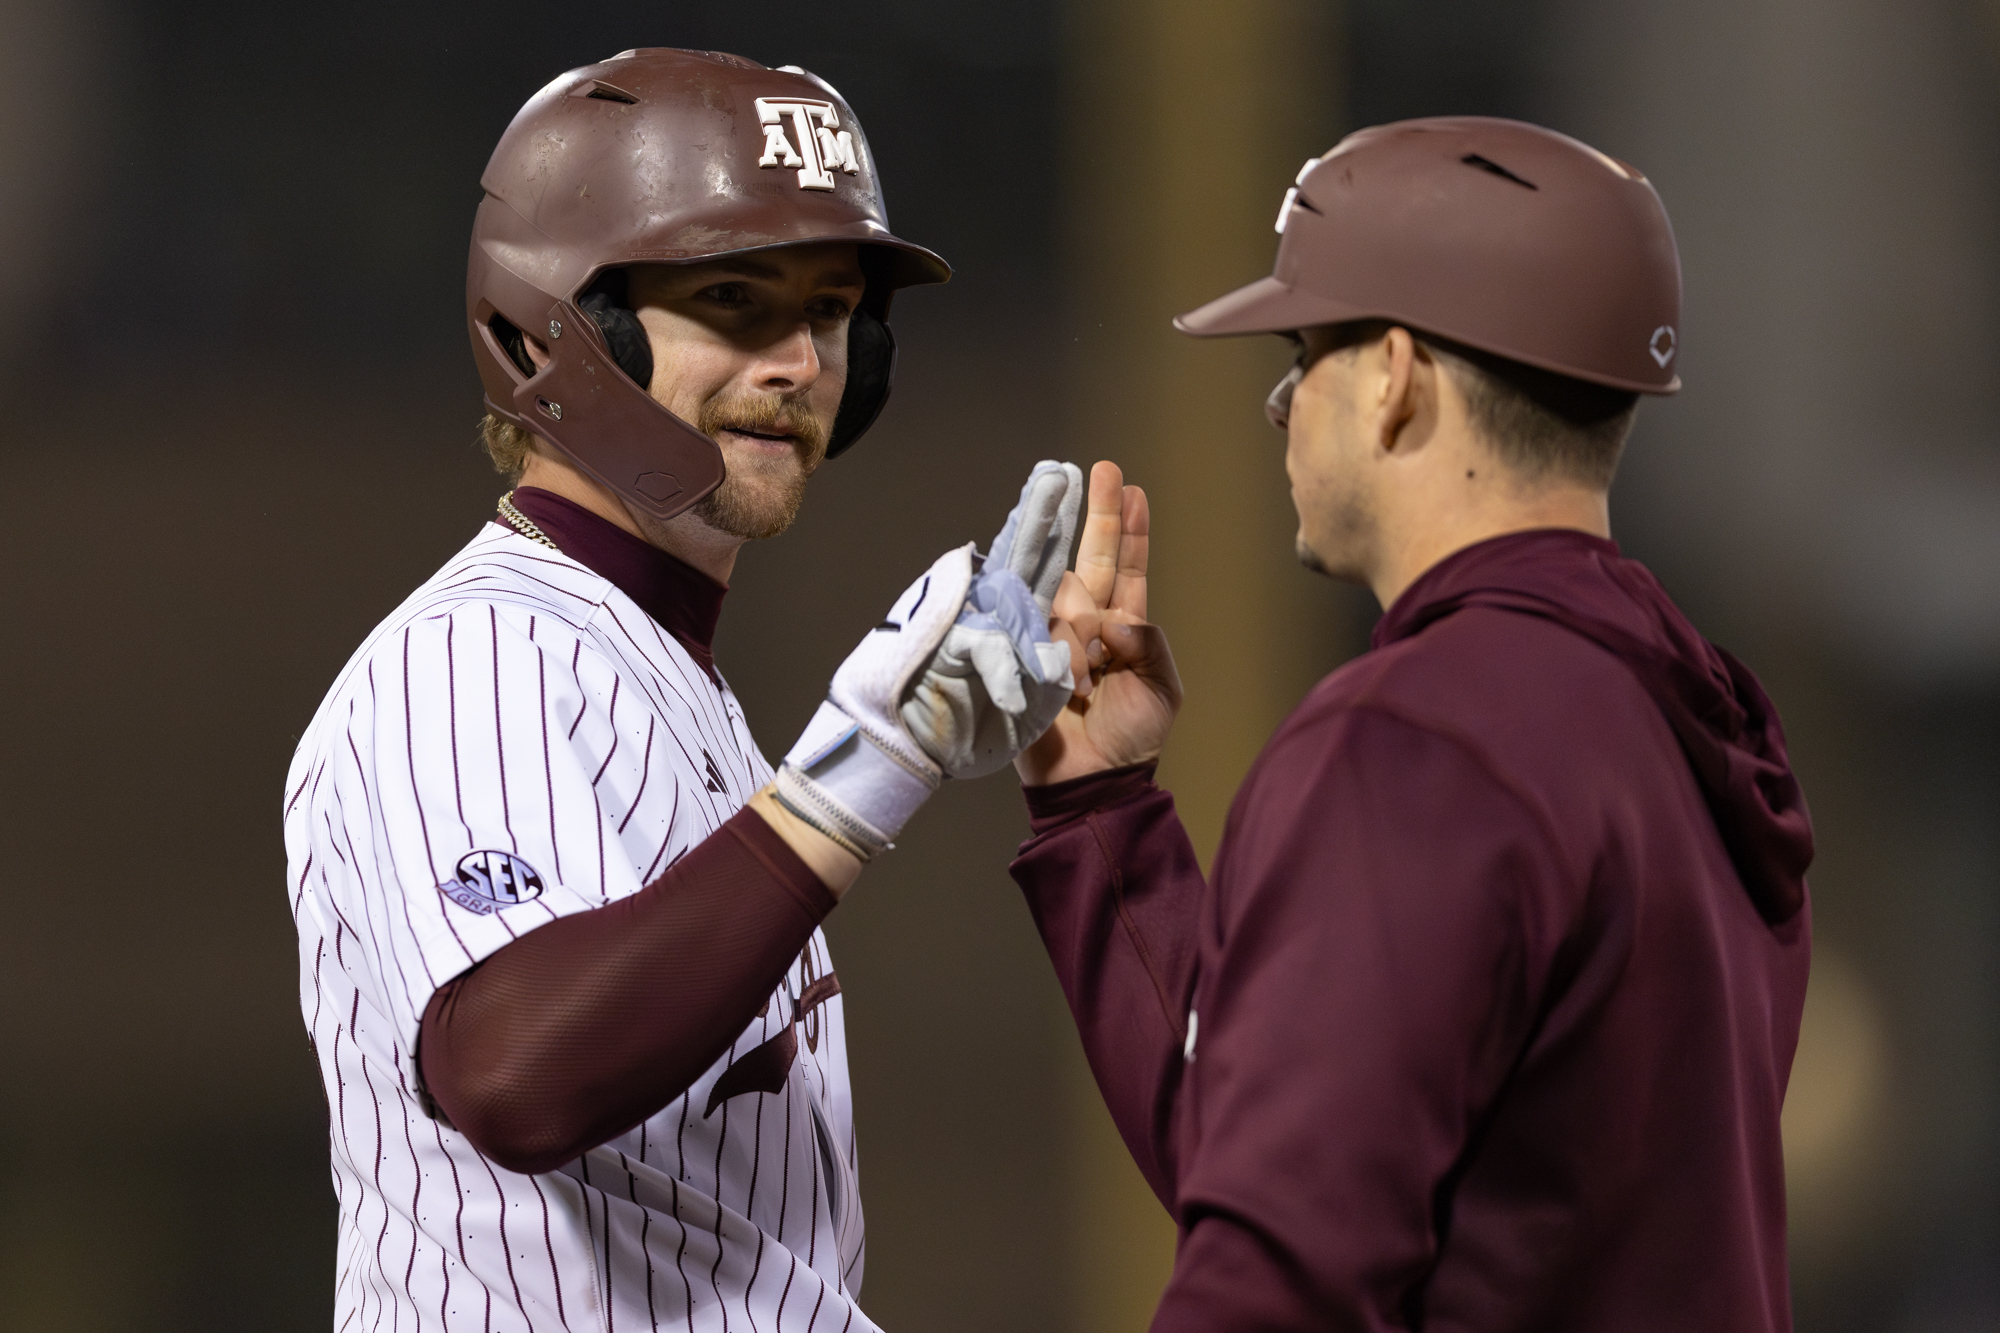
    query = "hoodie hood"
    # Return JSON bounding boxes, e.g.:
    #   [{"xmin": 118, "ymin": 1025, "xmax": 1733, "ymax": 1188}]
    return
[{"xmin": 1376, "ymin": 529, "xmax": 1813, "ymax": 924}]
